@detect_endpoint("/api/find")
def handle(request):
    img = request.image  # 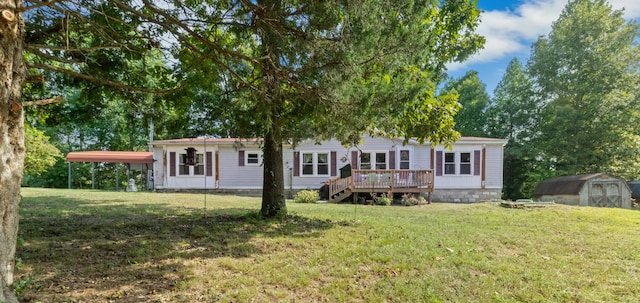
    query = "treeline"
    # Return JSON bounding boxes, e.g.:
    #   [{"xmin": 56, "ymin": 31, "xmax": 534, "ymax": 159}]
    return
[{"xmin": 443, "ymin": 0, "xmax": 640, "ymax": 199}]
